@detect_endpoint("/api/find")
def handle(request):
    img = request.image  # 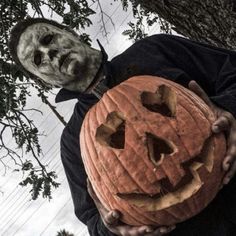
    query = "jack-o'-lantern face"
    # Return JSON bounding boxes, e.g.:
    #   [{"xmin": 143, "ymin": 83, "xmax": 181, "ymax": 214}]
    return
[{"xmin": 80, "ymin": 76, "xmax": 226, "ymax": 226}]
